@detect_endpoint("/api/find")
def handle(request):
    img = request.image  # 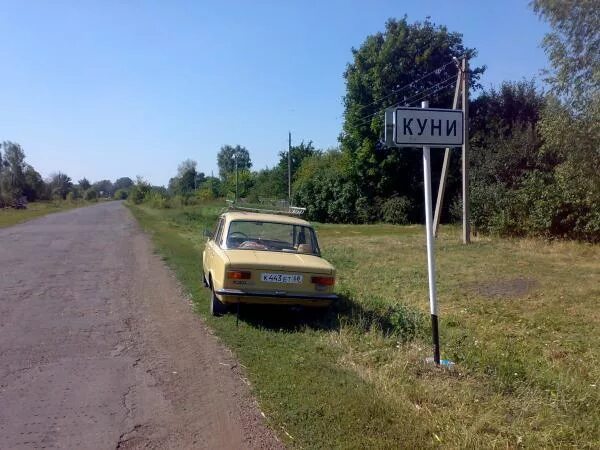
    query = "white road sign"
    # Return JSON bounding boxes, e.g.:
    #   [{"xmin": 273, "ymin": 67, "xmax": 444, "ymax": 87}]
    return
[{"xmin": 385, "ymin": 107, "xmax": 463, "ymax": 148}]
